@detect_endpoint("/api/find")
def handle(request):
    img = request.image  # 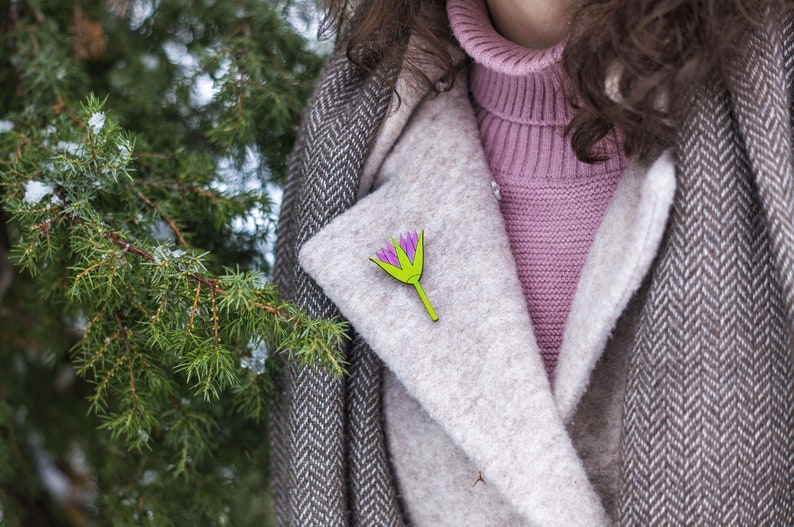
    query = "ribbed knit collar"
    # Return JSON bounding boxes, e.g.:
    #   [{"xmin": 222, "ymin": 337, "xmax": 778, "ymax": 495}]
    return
[{"xmin": 447, "ymin": 0, "xmax": 573, "ymax": 125}]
